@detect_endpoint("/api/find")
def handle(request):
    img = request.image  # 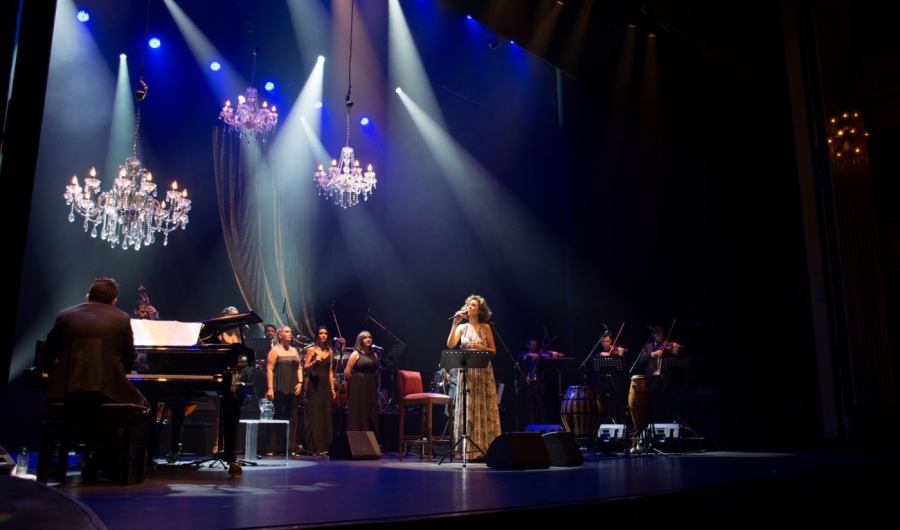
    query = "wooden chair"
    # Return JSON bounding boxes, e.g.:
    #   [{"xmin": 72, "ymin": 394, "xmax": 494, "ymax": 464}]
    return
[
  {"xmin": 38, "ymin": 402, "xmax": 150, "ymax": 485},
  {"xmin": 397, "ymin": 370, "xmax": 452, "ymax": 462}
]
